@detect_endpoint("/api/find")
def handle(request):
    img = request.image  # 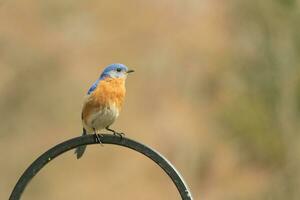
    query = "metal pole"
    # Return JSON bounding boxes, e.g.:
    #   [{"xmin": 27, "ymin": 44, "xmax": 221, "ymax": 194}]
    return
[{"xmin": 9, "ymin": 134, "xmax": 193, "ymax": 200}]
